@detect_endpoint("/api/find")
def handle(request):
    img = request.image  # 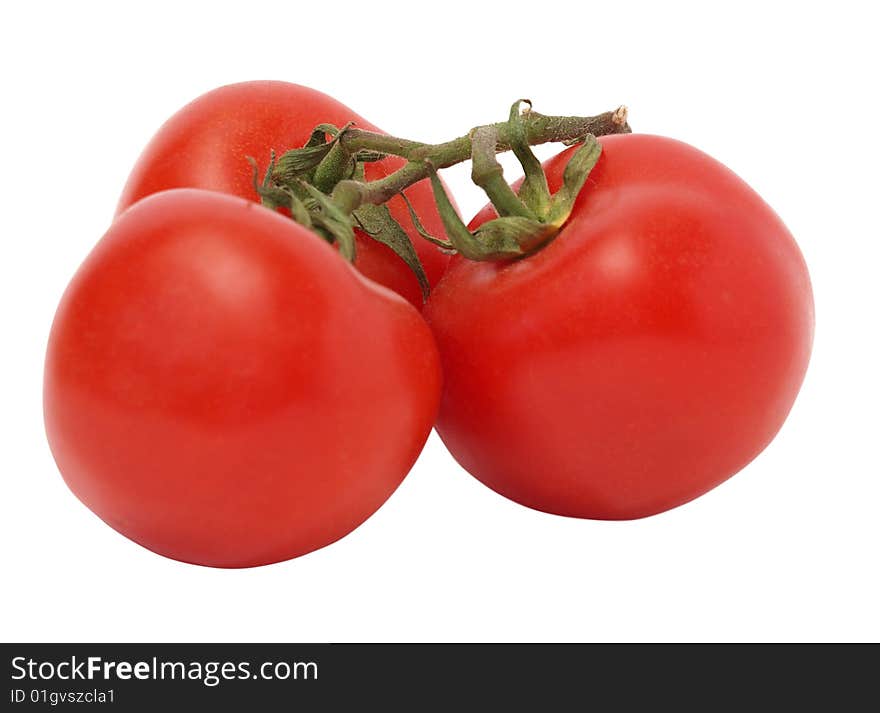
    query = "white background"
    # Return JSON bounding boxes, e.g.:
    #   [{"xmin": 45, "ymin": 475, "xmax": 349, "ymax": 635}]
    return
[{"xmin": 2, "ymin": 1, "xmax": 878, "ymax": 643}]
